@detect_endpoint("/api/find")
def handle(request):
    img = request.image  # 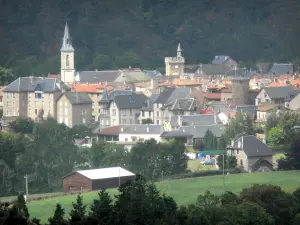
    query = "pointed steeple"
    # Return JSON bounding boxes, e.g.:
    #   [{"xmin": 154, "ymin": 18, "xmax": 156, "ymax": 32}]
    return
[
  {"xmin": 177, "ymin": 43, "xmax": 182, "ymax": 57},
  {"xmin": 61, "ymin": 22, "xmax": 74, "ymax": 52}
]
